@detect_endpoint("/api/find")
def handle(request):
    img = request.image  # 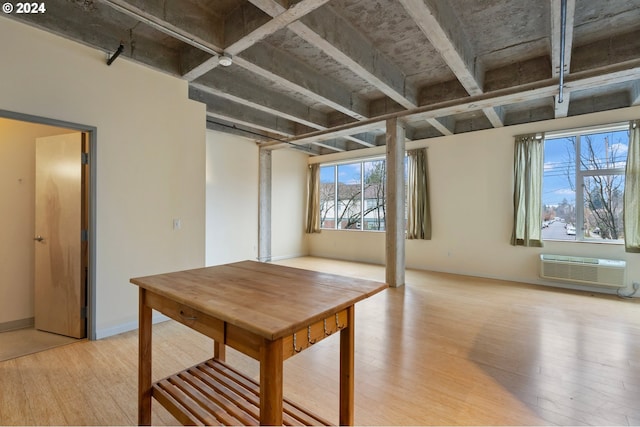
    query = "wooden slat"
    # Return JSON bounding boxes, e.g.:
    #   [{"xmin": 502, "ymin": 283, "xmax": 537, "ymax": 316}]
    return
[
  {"xmin": 188, "ymin": 366, "xmax": 260, "ymax": 425},
  {"xmin": 153, "ymin": 385, "xmax": 205, "ymax": 426},
  {"xmin": 206, "ymin": 361, "xmax": 332, "ymax": 426},
  {"xmin": 173, "ymin": 375, "xmax": 242, "ymax": 425},
  {"xmin": 152, "ymin": 359, "xmax": 332, "ymax": 426}
]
